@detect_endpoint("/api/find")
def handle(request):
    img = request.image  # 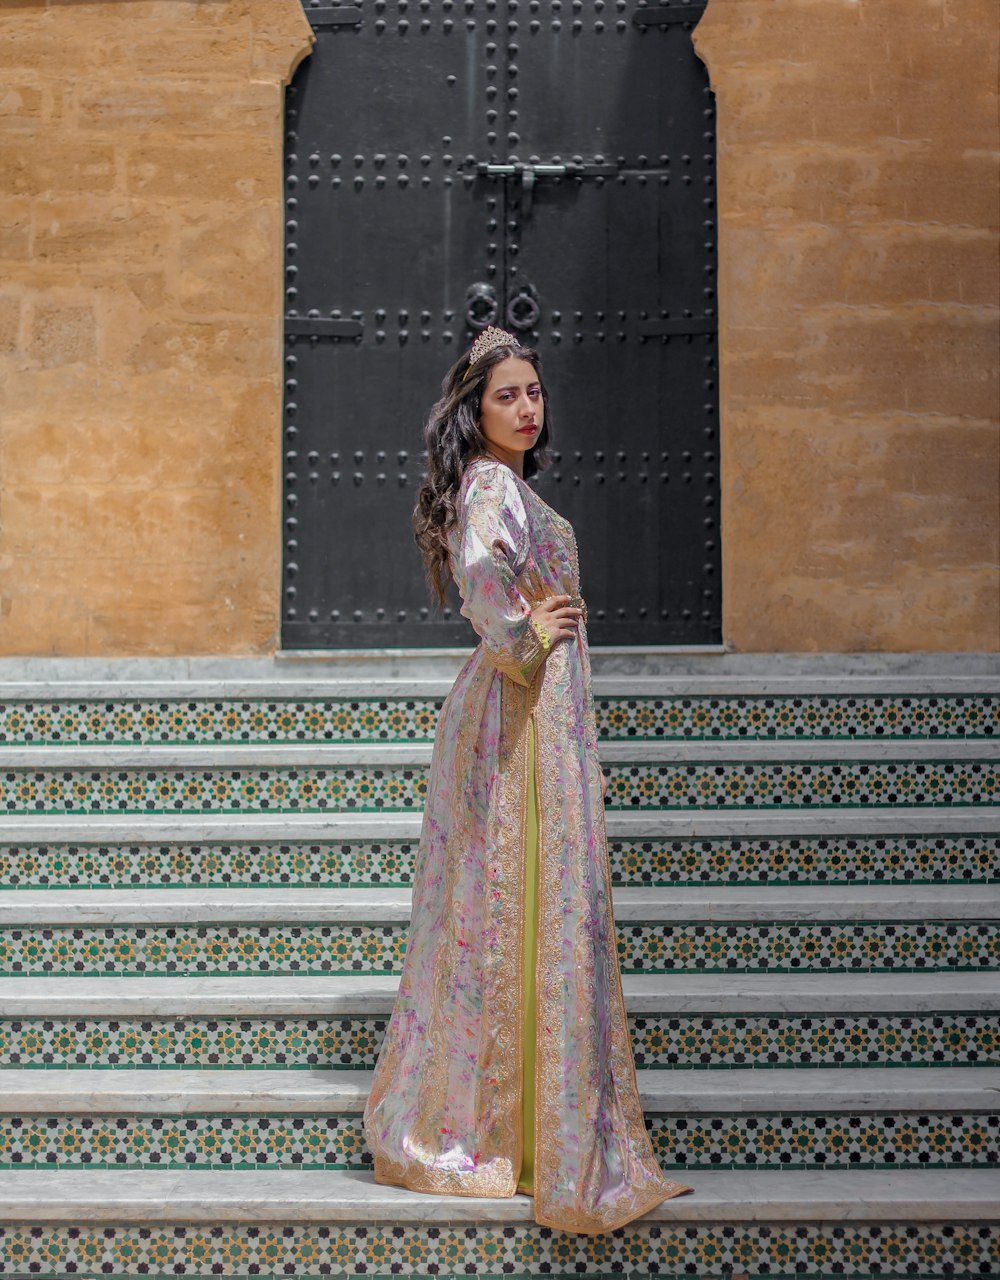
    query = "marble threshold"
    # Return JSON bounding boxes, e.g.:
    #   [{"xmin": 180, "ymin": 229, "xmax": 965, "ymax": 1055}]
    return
[{"xmin": 0, "ymin": 649, "xmax": 997, "ymax": 696}]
